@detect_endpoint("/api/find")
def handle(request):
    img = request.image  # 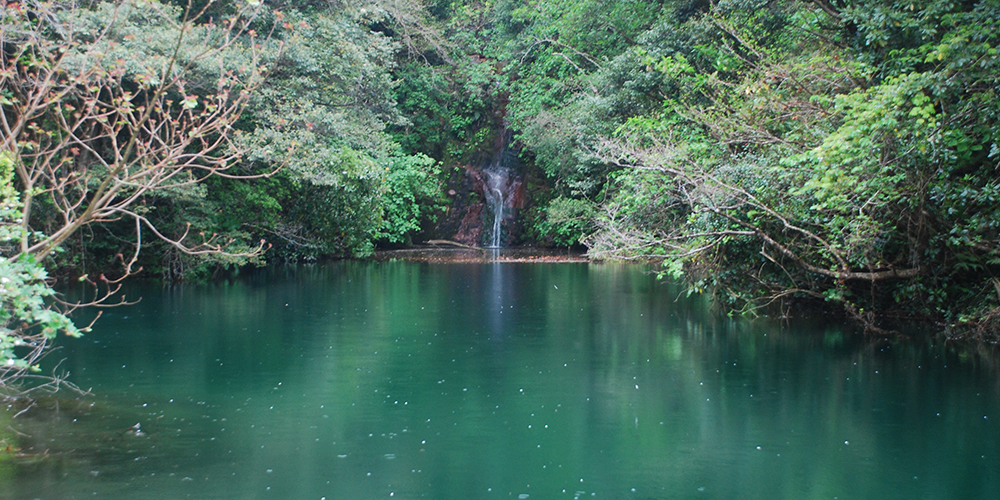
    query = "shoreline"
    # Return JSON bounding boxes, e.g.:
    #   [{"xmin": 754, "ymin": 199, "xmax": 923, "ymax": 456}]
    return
[{"xmin": 371, "ymin": 245, "xmax": 589, "ymax": 263}]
